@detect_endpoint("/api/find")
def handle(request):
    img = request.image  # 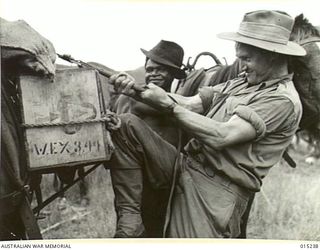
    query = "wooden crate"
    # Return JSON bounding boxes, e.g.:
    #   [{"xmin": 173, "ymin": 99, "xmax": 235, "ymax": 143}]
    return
[{"xmin": 18, "ymin": 68, "xmax": 113, "ymax": 171}]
